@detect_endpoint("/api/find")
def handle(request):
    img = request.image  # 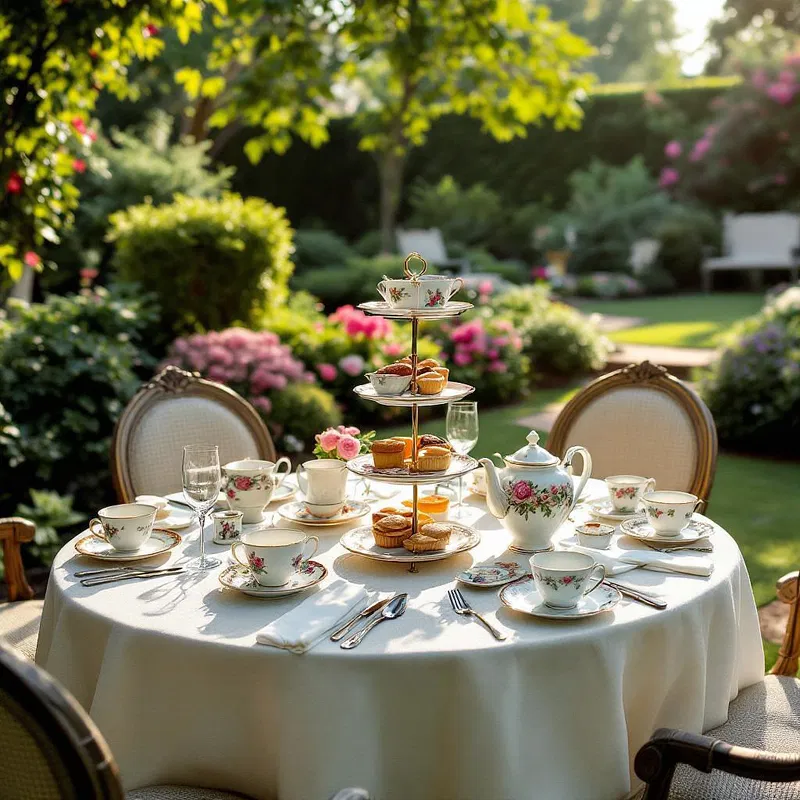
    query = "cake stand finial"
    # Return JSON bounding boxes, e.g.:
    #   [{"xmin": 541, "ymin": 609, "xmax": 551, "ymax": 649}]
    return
[{"xmin": 404, "ymin": 252, "xmax": 428, "ymax": 279}]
